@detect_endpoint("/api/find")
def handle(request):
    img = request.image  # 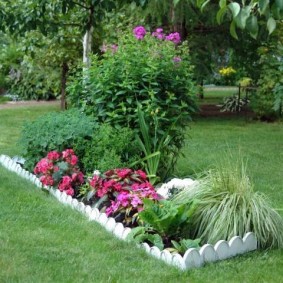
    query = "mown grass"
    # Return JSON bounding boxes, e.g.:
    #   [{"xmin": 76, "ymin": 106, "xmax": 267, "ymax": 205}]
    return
[
  {"xmin": 0, "ymin": 105, "xmax": 59, "ymax": 156},
  {"xmin": 200, "ymin": 86, "xmax": 238, "ymax": 105},
  {"xmin": 0, "ymin": 105, "xmax": 283, "ymax": 282}
]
